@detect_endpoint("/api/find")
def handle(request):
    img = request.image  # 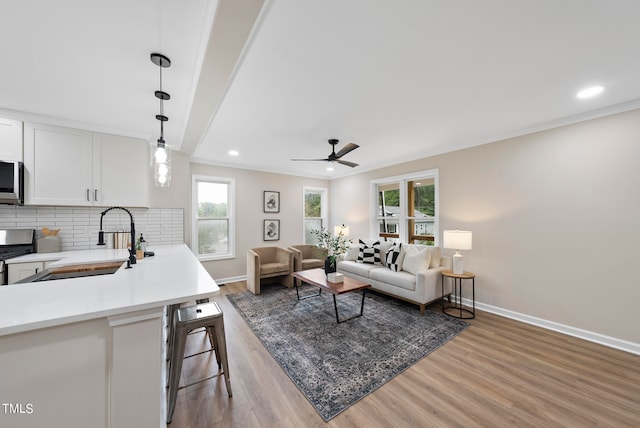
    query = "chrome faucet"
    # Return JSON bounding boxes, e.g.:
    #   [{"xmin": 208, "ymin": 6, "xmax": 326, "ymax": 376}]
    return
[{"xmin": 97, "ymin": 206, "xmax": 136, "ymax": 265}]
